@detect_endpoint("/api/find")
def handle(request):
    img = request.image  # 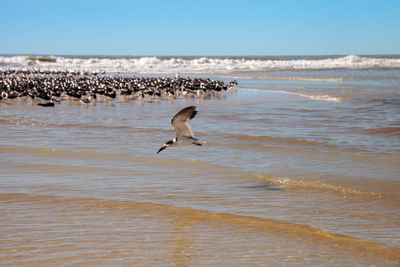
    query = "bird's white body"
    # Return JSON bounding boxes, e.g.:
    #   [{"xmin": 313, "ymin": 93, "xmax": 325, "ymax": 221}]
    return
[{"xmin": 170, "ymin": 137, "xmax": 204, "ymax": 147}]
